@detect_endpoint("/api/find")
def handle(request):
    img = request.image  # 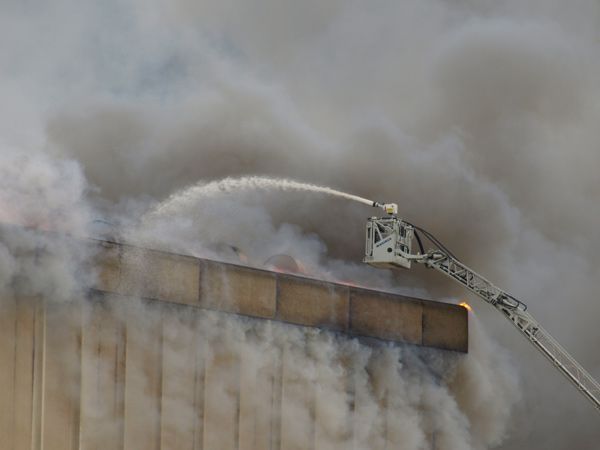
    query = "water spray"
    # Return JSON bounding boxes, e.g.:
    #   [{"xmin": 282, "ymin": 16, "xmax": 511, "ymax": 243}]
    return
[{"xmin": 148, "ymin": 176, "xmax": 398, "ymax": 219}]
